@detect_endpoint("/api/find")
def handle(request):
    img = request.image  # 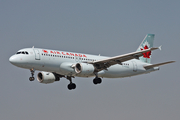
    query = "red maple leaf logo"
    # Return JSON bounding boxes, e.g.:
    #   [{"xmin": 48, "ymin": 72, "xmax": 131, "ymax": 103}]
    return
[
  {"xmin": 42, "ymin": 50, "xmax": 48, "ymax": 53},
  {"xmin": 140, "ymin": 45, "xmax": 151, "ymax": 58}
]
